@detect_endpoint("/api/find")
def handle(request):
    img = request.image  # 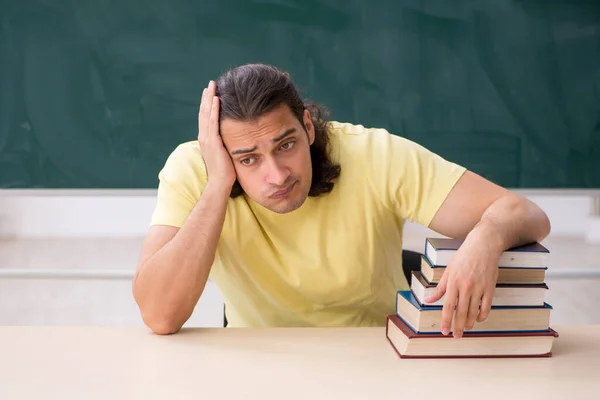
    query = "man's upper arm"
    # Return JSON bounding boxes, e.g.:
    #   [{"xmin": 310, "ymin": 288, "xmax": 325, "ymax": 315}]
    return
[
  {"xmin": 149, "ymin": 142, "xmax": 207, "ymax": 228},
  {"xmin": 139, "ymin": 141, "xmax": 207, "ymax": 266},
  {"xmin": 428, "ymin": 170, "xmax": 516, "ymax": 239},
  {"xmin": 365, "ymin": 129, "xmax": 467, "ymax": 227}
]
